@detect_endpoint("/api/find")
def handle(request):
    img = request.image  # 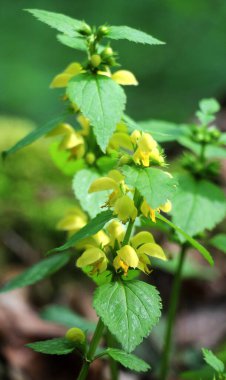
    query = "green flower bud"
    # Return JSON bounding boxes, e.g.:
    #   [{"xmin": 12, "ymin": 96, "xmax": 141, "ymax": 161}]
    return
[
  {"xmin": 90, "ymin": 54, "xmax": 102, "ymax": 68},
  {"xmin": 97, "ymin": 25, "xmax": 109, "ymax": 37},
  {"xmin": 79, "ymin": 23, "xmax": 92, "ymax": 36},
  {"xmin": 101, "ymin": 47, "xmax": 113, "ymax": 58},
  {"xmin": 65, "ymin": 327, "xmax": 86, "ymax": 344},
  {"xmin": 86, "ymin": 152, "xmax": 96, "ymax": 165}
]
